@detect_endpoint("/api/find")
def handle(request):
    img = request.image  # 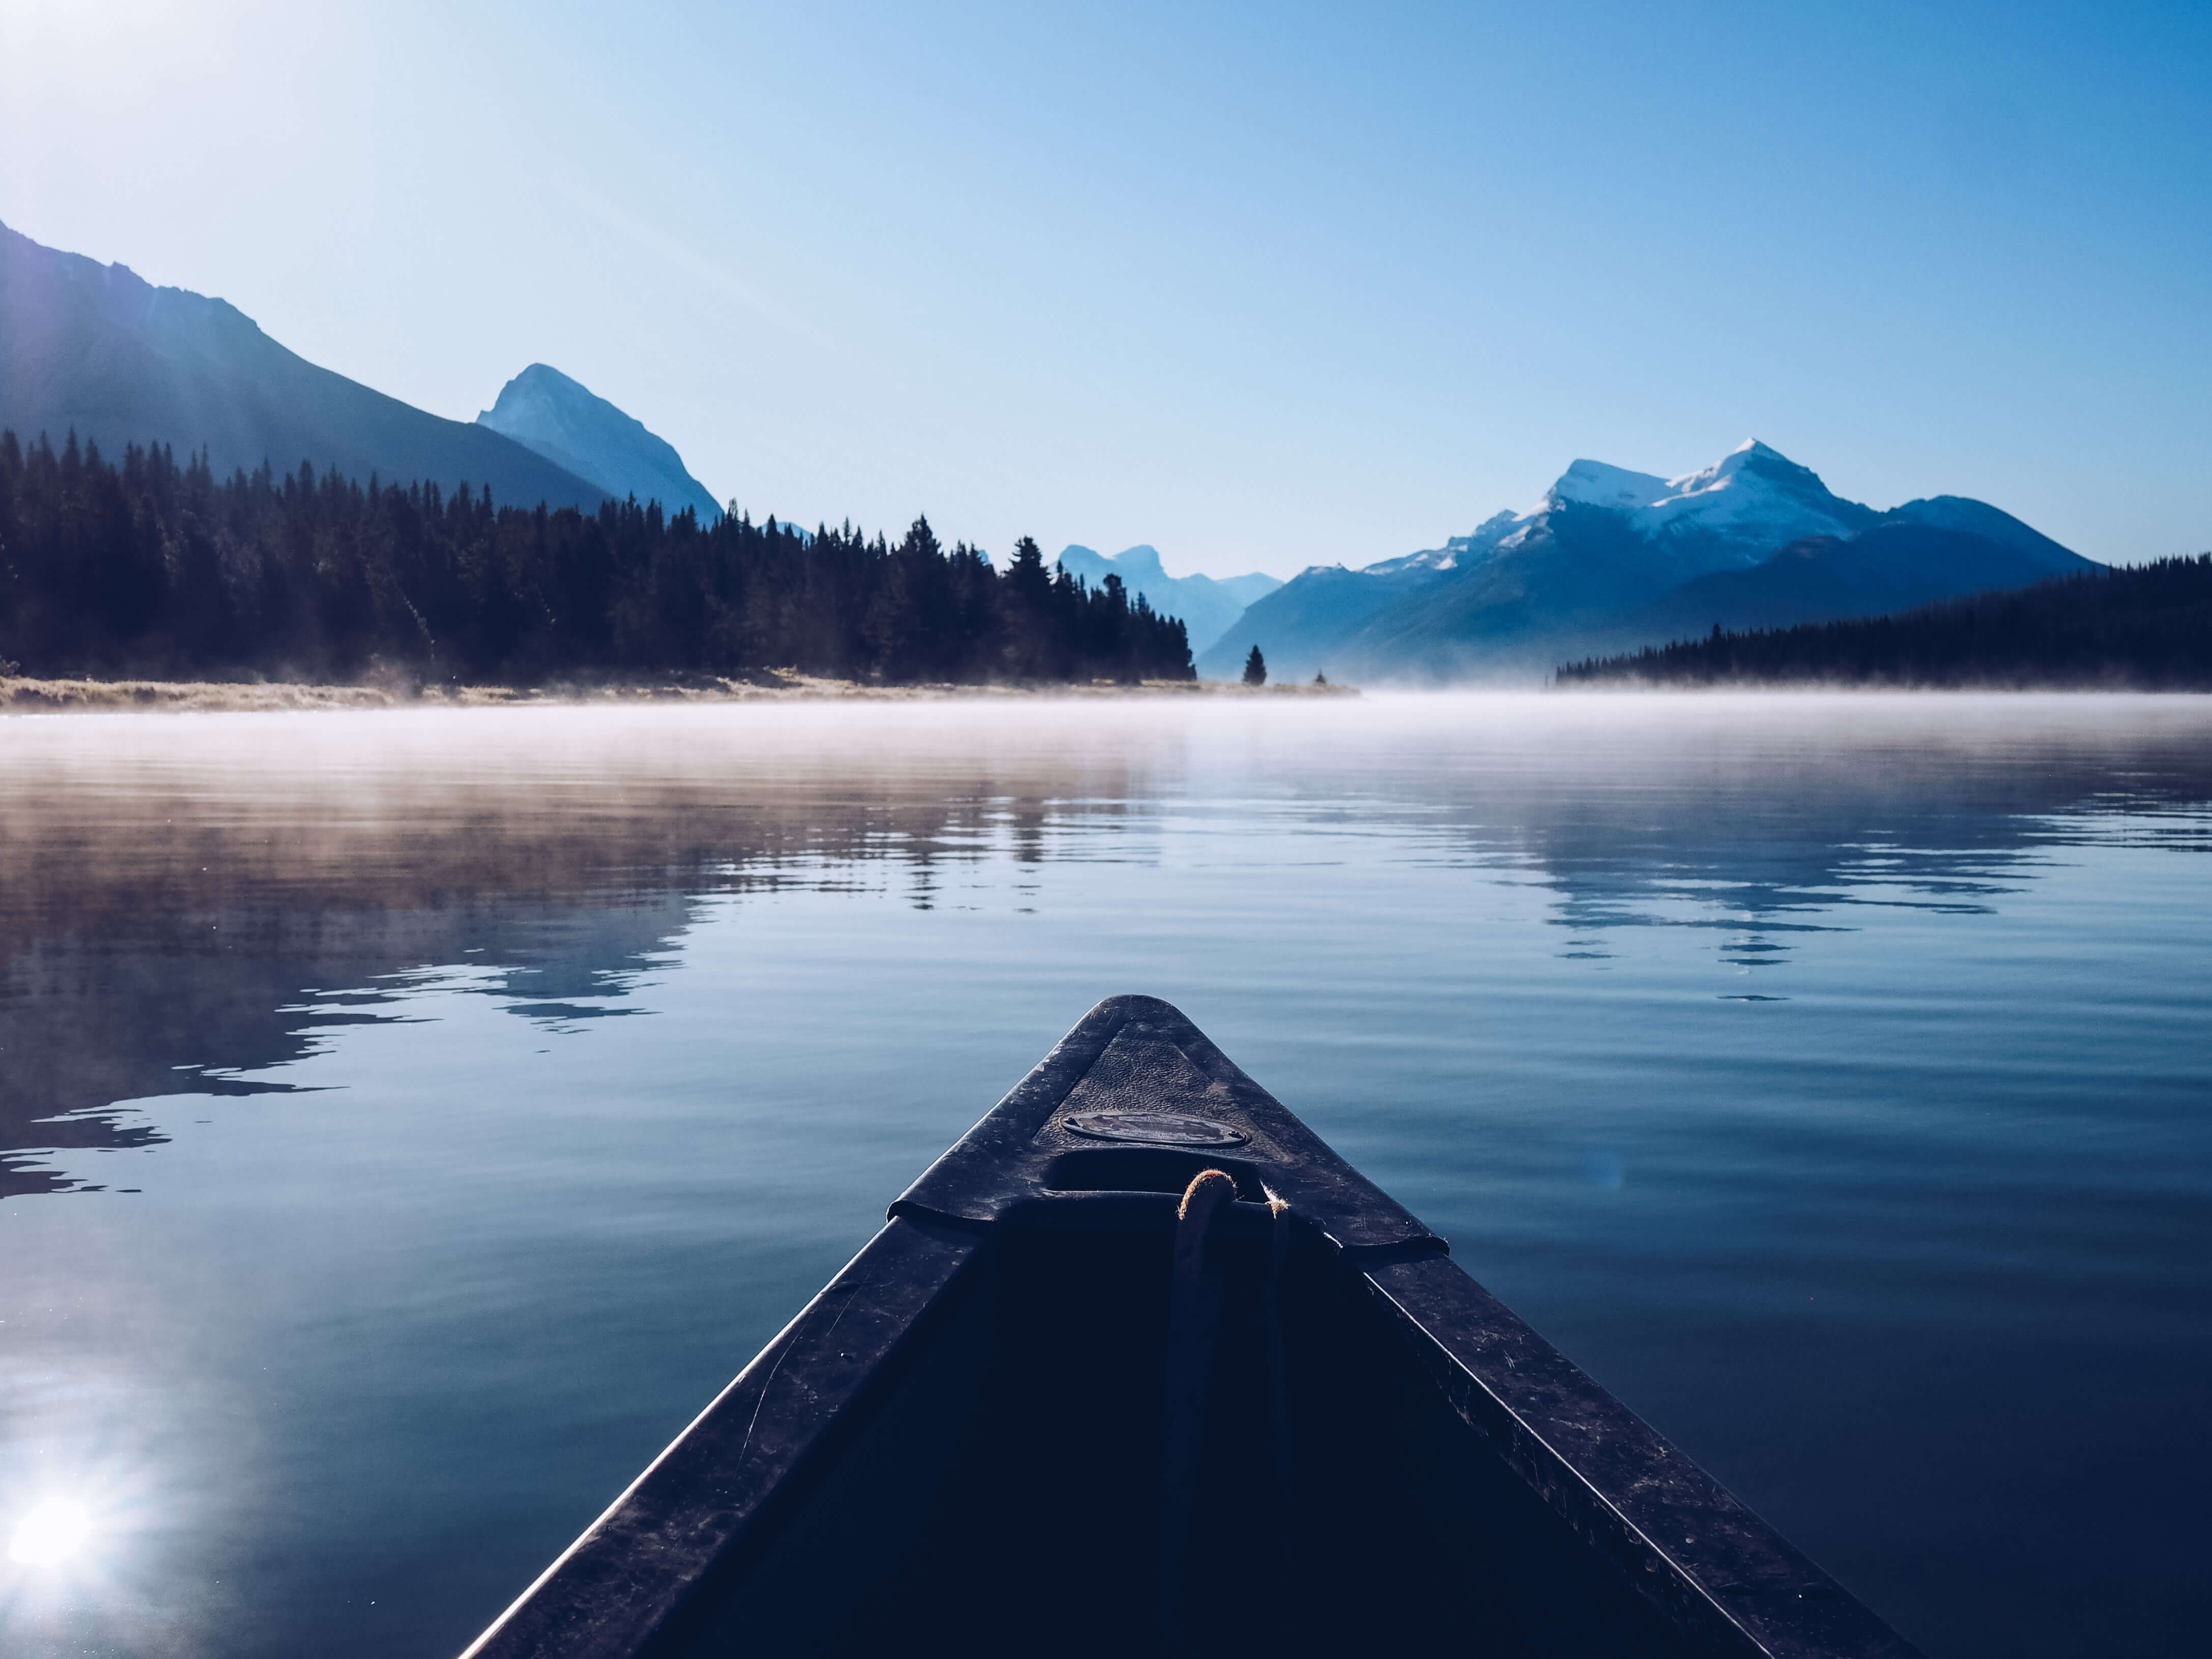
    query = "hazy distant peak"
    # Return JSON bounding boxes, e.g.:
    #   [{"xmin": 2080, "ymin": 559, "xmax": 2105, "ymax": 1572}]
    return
[
  {"xmin": 1050, "ymin": 541, "xmax": 1283, "ymax": 655},
  {"xmin": 480, "ymin": 362, "xmax": 593, "ymax": 418},
  {"xmin": 479, "ymin": 364, "xmax": 644, "ymax": 453},
  {"xmin": 477, "ymin": 364, "xmax": 719, "ymax": 520},
  {"xmin": 1054, "ymin": 543, "xmax": 1171, "ymax": 579},
  {"xmin": 1107, "ymin": 543, "xmax": 1168, "ymax": 579}
]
